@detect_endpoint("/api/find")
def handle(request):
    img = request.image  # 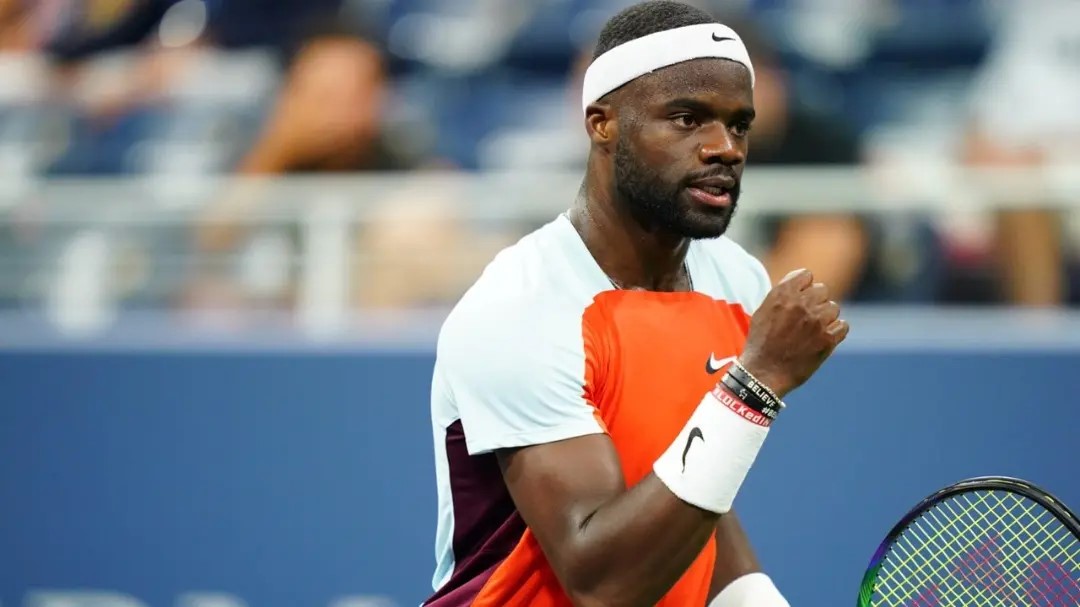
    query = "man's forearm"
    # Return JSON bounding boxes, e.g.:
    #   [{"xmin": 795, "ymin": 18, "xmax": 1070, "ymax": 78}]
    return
[
  {"xmin": 560, "ymin": 474, "xmax": 720, "ymax": 607},
  {"xmin": 505, "ymin": 377, "xmax": 782, "ymax": 607},
  {"xmin": 707, "ymin": 511, "xmax": 762, "ymax": 602},
  {"xmin": 706, "ymin": 512, "xmax": 790, "ymax": 606},
  {"xmin": 562, "ymin": 381, "xmax": 777, "ymax": 605}
]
